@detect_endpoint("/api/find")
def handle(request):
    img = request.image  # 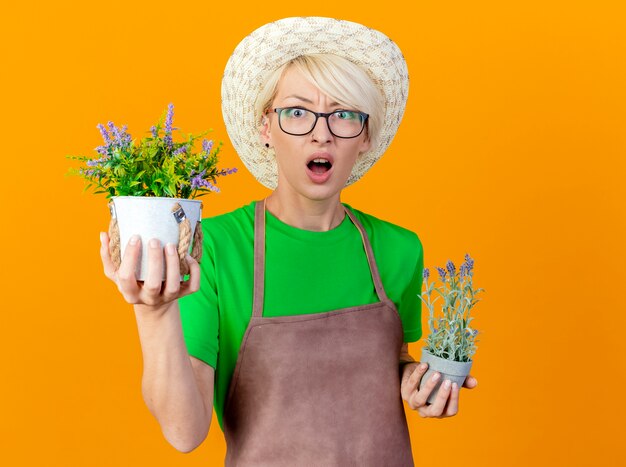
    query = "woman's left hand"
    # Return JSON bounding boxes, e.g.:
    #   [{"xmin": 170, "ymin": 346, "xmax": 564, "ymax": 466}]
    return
[{"xmin": 400, "ymin": 362, "xmax": 478, "ymax": 418}]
